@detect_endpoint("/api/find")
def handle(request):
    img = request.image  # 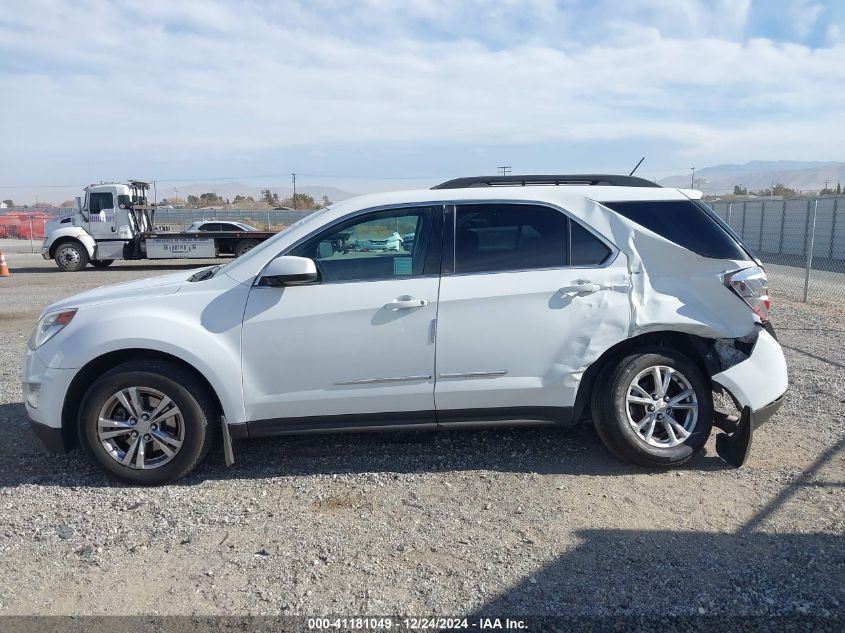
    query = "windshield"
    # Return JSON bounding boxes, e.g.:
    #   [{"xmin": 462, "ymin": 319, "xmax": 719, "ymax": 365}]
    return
[
  {"xmin": 214, "ymin": 207, "xmax": 331, "ymax": 277},
  {"xmin": 239, "ymin": 223, "xmax": 260, "ymax": 231}
]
